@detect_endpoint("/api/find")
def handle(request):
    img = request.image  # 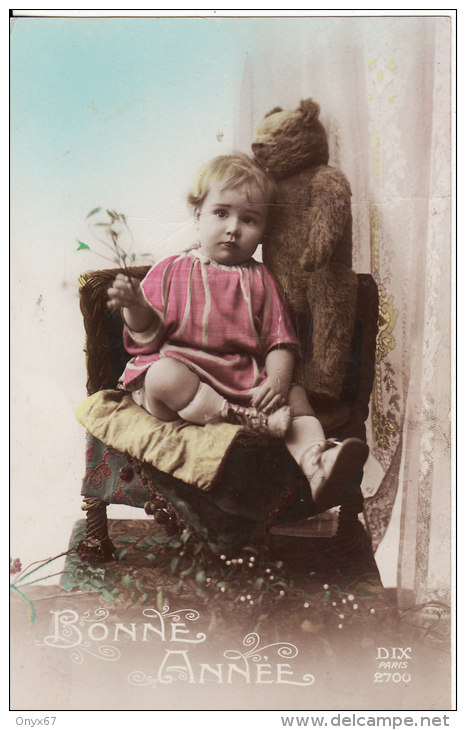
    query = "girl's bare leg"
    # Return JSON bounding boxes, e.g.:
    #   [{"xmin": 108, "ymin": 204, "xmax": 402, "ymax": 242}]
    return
[
  {"xmin": 142, "ymin": 358, "xmax": 201, "ymax": 420},
  {"xmin": 287, "ymin": 384, "xmax": 315, "ymax": 417},
  {"xmin": 137, "ymin": 358, "xmax": 291, "ymax": 436}
]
